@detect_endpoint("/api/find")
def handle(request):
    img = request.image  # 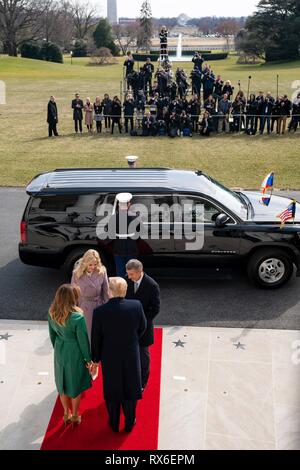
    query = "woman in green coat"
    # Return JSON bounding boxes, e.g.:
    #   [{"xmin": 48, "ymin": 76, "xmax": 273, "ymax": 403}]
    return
[{"xmin": 48, "ymin": 284, "xmax": 93, "ymax": 427}]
